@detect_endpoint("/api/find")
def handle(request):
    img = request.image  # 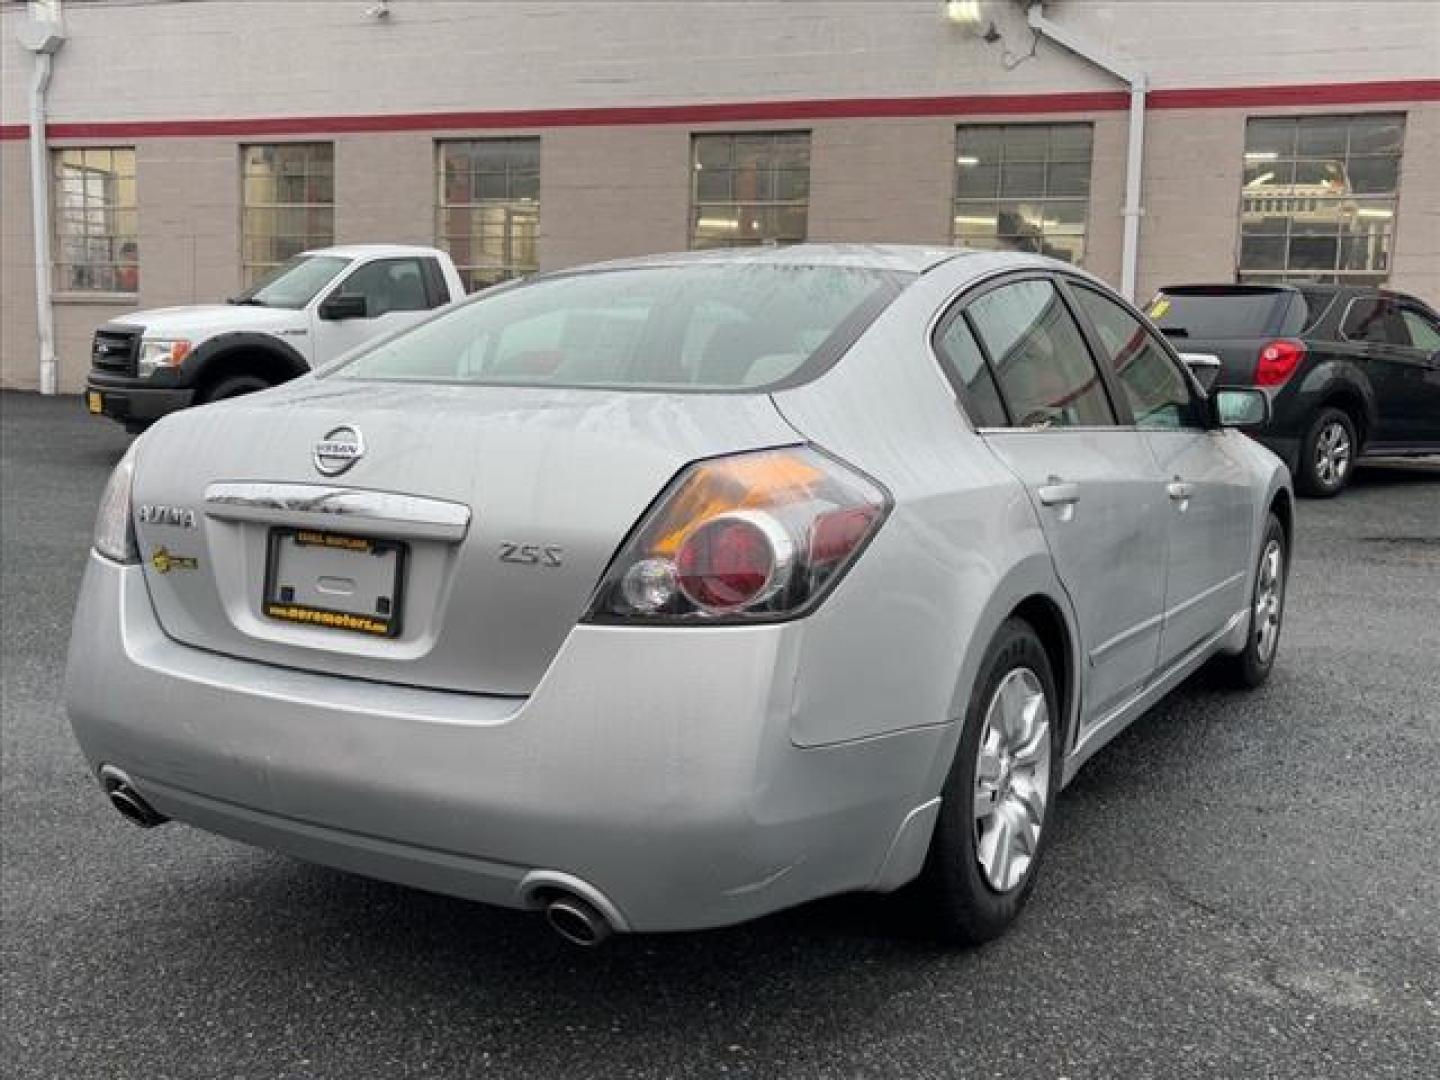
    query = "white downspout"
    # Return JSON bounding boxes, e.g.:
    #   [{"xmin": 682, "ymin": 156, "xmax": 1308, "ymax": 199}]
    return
[
  {"xmin": 29, "ymin": 50, "xmax": 58, "ymax": 394},
  {"xmin": 19, "ymin": 2, "xmax": 66, "ymax": 394},
  {"xmin": 1026, "ymin": 2, "xmax": 1147, "ymax": 302}
]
